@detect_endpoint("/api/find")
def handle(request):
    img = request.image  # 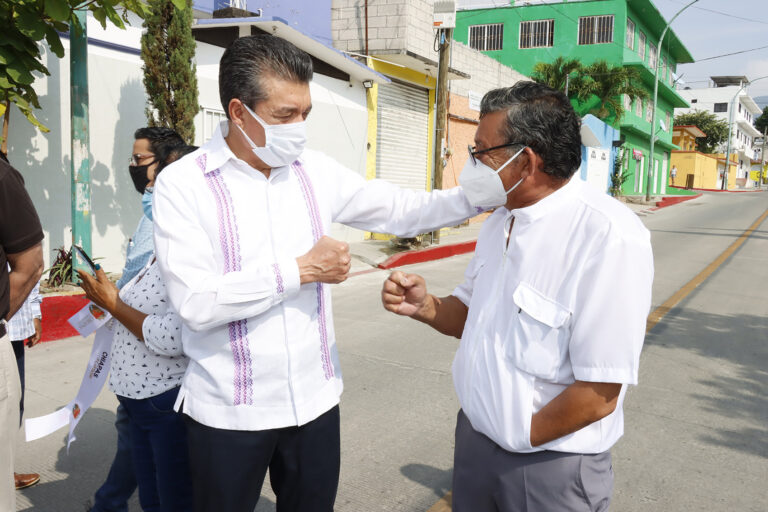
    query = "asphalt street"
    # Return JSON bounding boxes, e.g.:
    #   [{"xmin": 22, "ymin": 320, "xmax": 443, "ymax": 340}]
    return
[{"xmin": 13, "ymin": 190, "xmax": 768, "ymax": 511}]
